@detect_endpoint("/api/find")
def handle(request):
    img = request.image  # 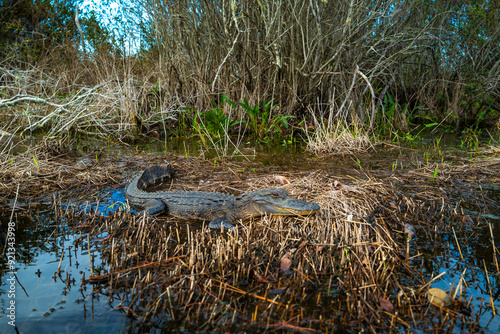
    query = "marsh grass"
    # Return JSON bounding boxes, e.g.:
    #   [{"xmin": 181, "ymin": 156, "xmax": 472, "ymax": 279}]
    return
[
  {"xmin": 68, "ymin": 170, "xmax": 478, "ymax": 331},
  {"xmin": 305, "ymin": 117, "xmax": 373, "ymax": 155},
  {"xmin": 2, "ymin": 0, "xmax": 499, "ymax": 160},
  {"xmin": 0, "ymin": 60, "xmax": 182, "ymax": 141},
  {"xmin": 62, "ymin": 176, "xmax": 415, "ymax": 331},
  {"xmin": 0, "ymin": 61, "xmax": 376, "ymax": 157},
  {"xmin": 303, "ymin": 79, "xmax": 375, "ymax": 155},
  {"xmin": 1, "ymin": 142, "xmax": 499, "ymax": 332}
]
